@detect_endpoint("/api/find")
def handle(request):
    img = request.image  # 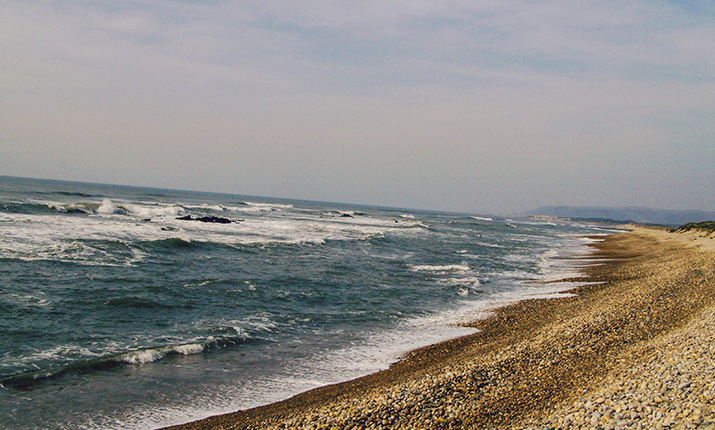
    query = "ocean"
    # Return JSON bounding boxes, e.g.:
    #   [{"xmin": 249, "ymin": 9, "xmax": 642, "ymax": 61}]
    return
[{"xmin": 0, "ymin": 176, "xmax": 614, "ymax": 429}]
